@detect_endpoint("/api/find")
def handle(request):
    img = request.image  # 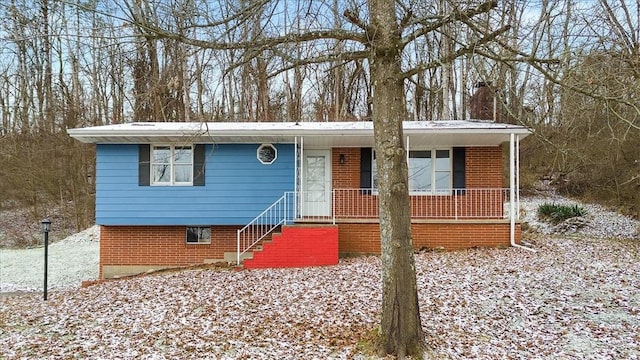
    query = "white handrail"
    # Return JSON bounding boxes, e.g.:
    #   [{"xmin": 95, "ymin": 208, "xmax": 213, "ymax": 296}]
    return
[{"xmin": 236, "ymin": 194, "xmax": 287, "ymax": 265}]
